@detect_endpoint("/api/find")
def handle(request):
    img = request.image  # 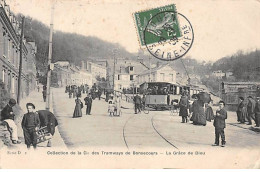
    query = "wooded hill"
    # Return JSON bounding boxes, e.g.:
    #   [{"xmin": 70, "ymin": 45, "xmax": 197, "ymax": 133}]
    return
[{"xmin": 22, "ymin": 17, "xmax": 260, "ymax": 82}]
